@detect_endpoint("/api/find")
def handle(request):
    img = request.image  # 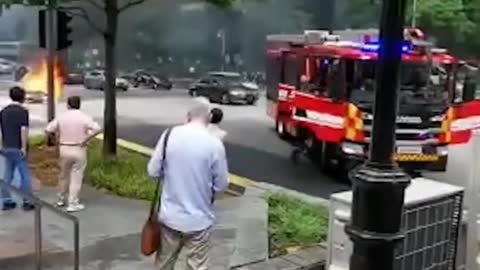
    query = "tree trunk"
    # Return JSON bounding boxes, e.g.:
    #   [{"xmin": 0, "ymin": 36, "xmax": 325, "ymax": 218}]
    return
[{"xmin": 103, "ymin": 0, "xmax": 119, "ymax": 158}]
